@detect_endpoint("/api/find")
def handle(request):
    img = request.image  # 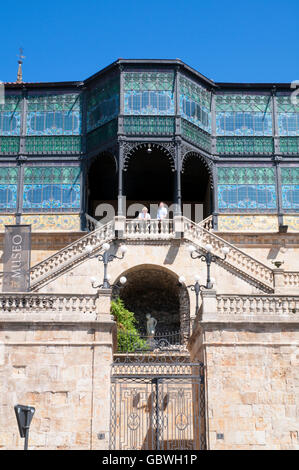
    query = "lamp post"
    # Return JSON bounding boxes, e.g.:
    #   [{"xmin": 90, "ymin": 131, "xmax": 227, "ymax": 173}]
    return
[
  {"xmin": 179, "ymin": 274, "xmax": 215, "ymax": 315},
  {"xmin": 14, "ymin": 404, "xmax": 35, "ymax": 450},
  {"xmin": 187, "ymin": 243, "xmax": 229, "ymax": 289},
  {"xmin": 86, "ymin": 242, "xmax": 127, "ymax": 289}
]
